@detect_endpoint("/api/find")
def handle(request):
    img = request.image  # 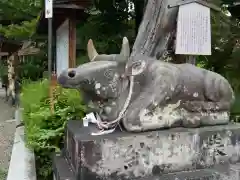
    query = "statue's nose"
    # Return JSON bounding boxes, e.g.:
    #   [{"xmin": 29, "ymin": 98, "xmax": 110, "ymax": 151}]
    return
[
  {"xmin": 68, "ymin": 70, "xmax": 76, "ymax": 78},
  {"xmin": 57, "ymin": 75, "xmax": 67, "ymax": 85}
]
